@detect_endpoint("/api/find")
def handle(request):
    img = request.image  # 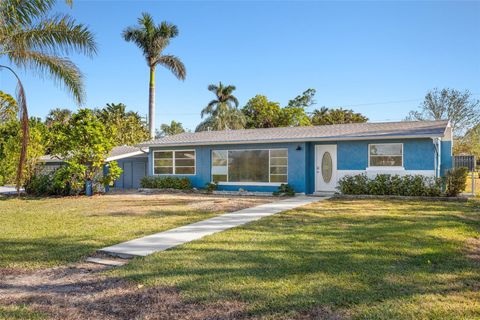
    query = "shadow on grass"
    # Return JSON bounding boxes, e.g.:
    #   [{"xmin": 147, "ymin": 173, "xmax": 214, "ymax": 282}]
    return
[{"xmin": 0, "ymin": 236, "xmax": 100, "ymax": 269}]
